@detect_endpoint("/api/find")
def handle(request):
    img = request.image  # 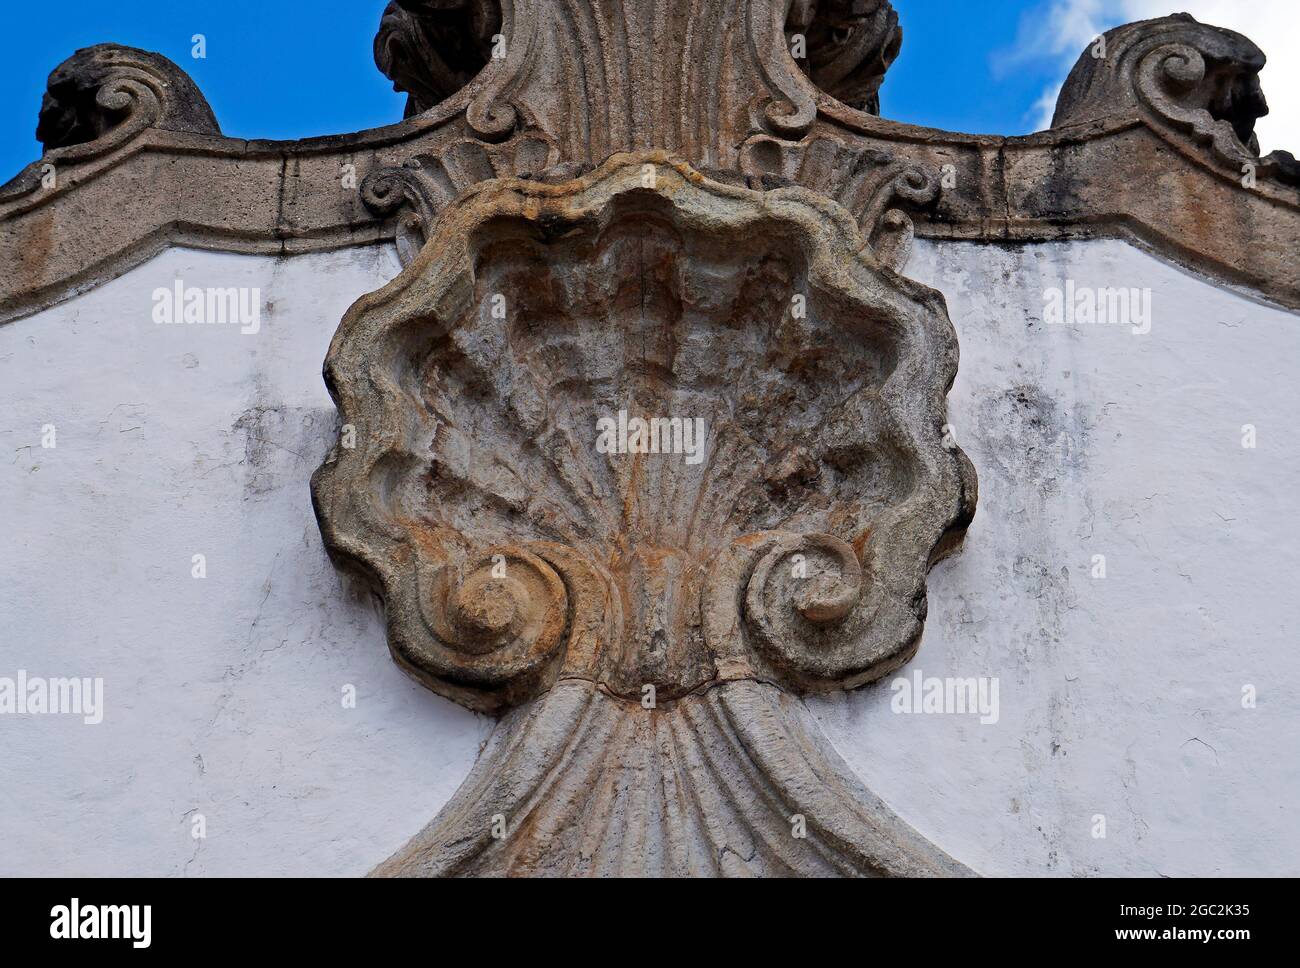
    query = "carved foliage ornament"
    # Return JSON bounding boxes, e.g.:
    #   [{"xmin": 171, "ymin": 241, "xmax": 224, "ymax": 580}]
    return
[{"xmin": 312, "ymin": 152, "xmax": 976, "ymax": 875}]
